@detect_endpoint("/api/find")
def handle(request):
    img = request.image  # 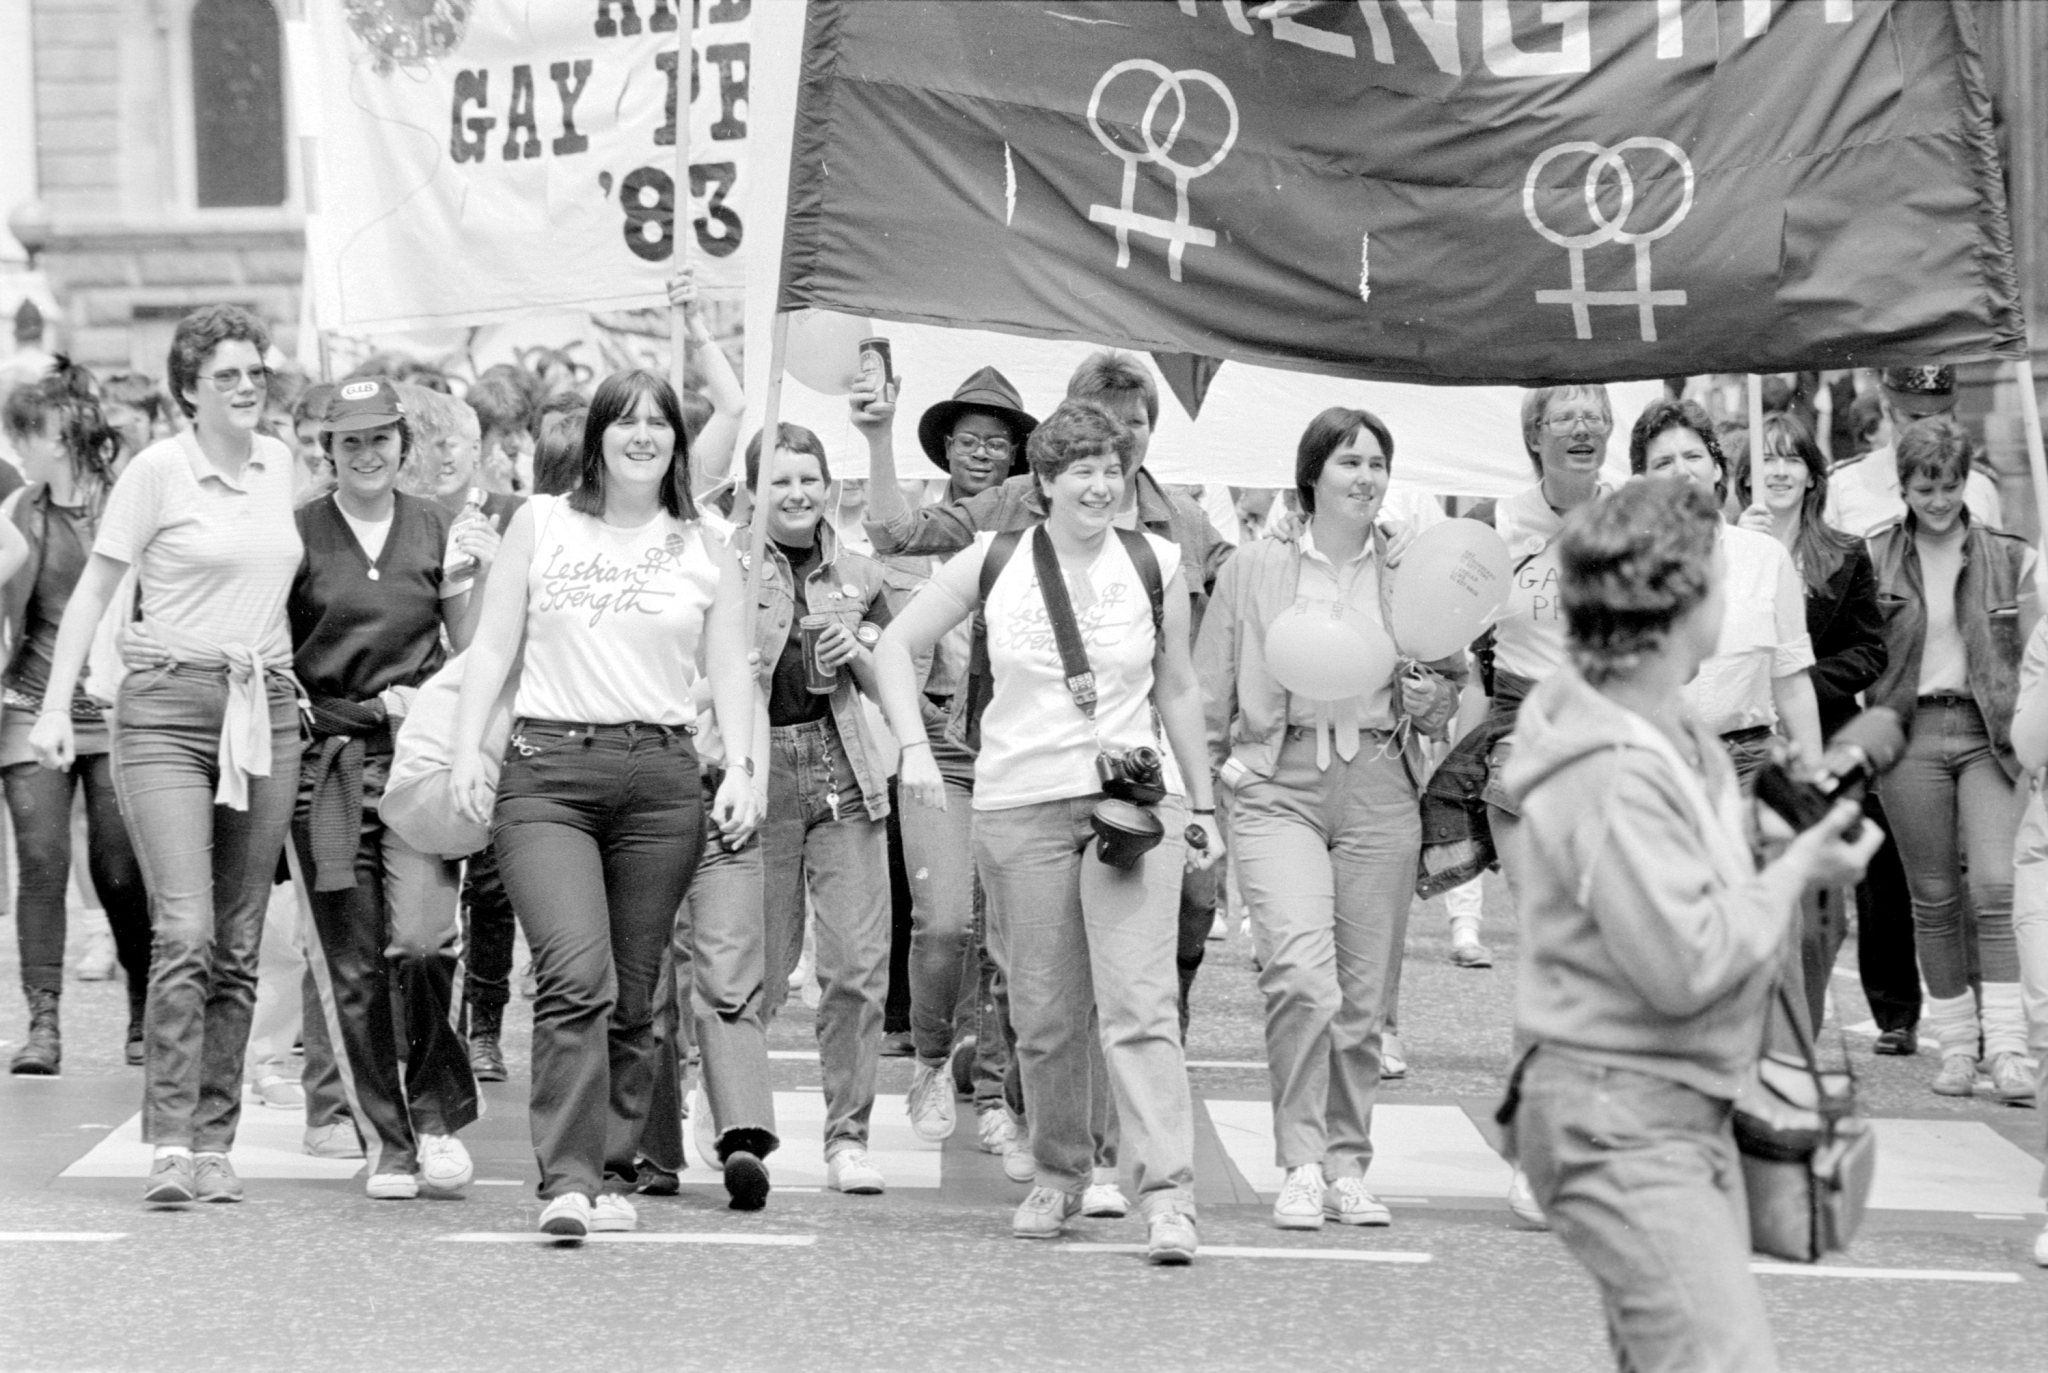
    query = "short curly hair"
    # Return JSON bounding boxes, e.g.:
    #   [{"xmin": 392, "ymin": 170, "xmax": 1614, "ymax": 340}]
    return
[
  {"xmin": 166, "ymin": 305, "xmax": 271, "ymax": 418},
  {"xmin": 1026, "ymin": 399, "xmax": 1134, "ymax": 484},
  {"xmin": 1627, "ymin": 396, "xmax": 1728, "ymax": 505},
  {"xmin": 1560, "ymin": 479, "xmax": 1722, "ymax": 685}
]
